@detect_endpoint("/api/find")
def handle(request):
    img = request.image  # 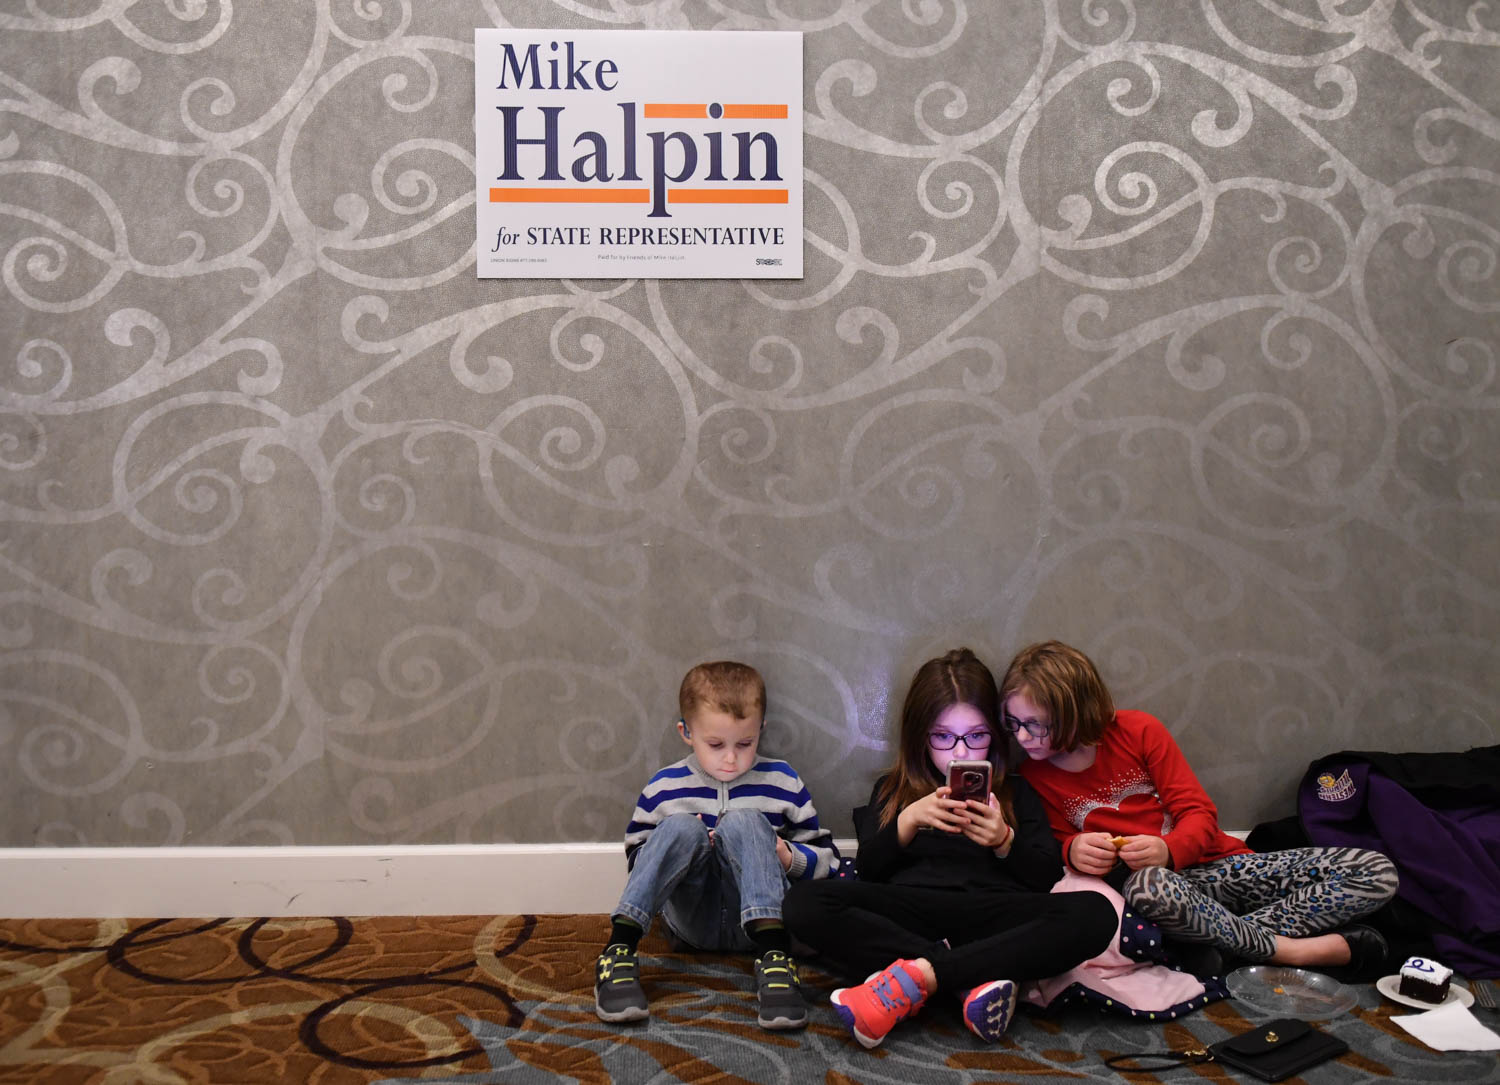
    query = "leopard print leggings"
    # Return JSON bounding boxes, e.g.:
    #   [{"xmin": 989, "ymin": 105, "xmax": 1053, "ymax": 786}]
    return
[{"xmin": 1123, "ymin": 847, "xmax": 1399, "ymax": 961}]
